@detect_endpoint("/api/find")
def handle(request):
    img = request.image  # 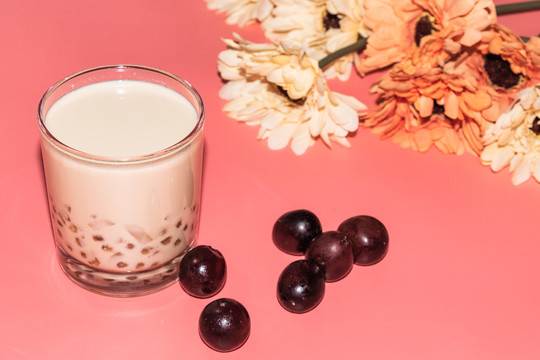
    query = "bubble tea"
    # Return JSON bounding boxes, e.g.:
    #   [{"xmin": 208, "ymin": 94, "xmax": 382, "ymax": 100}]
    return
[{"xmin": 38, "ymin": 65, "xmax": 205, "ymax": 296}]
